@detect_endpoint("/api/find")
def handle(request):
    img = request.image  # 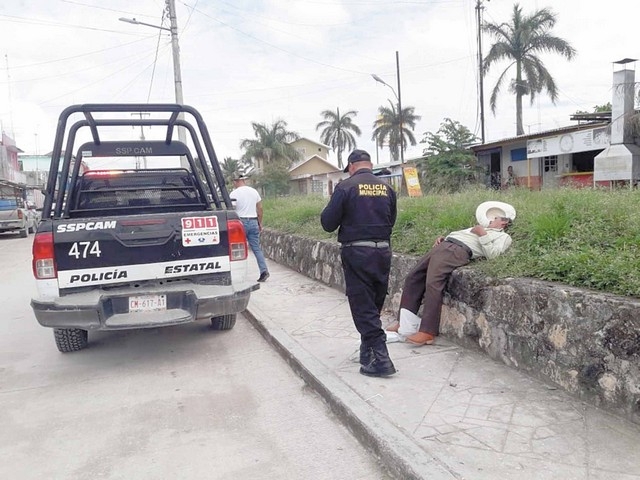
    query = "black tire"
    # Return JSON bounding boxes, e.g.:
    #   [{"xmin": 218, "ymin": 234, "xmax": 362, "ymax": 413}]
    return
[
  {"xmin": 28, "ymin": 223, "xmax": 35, "ymax": 234},
  {"xmin": 54, "ymin": 328, "xmax": 88, "ymax": 352},
  {"xmin": 210, "ymin": 314, "xmax": 237, "ymax": 330},
  {"xmin": 19, "ymin": 227, "xmax": 28, "ymax": 238}
]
